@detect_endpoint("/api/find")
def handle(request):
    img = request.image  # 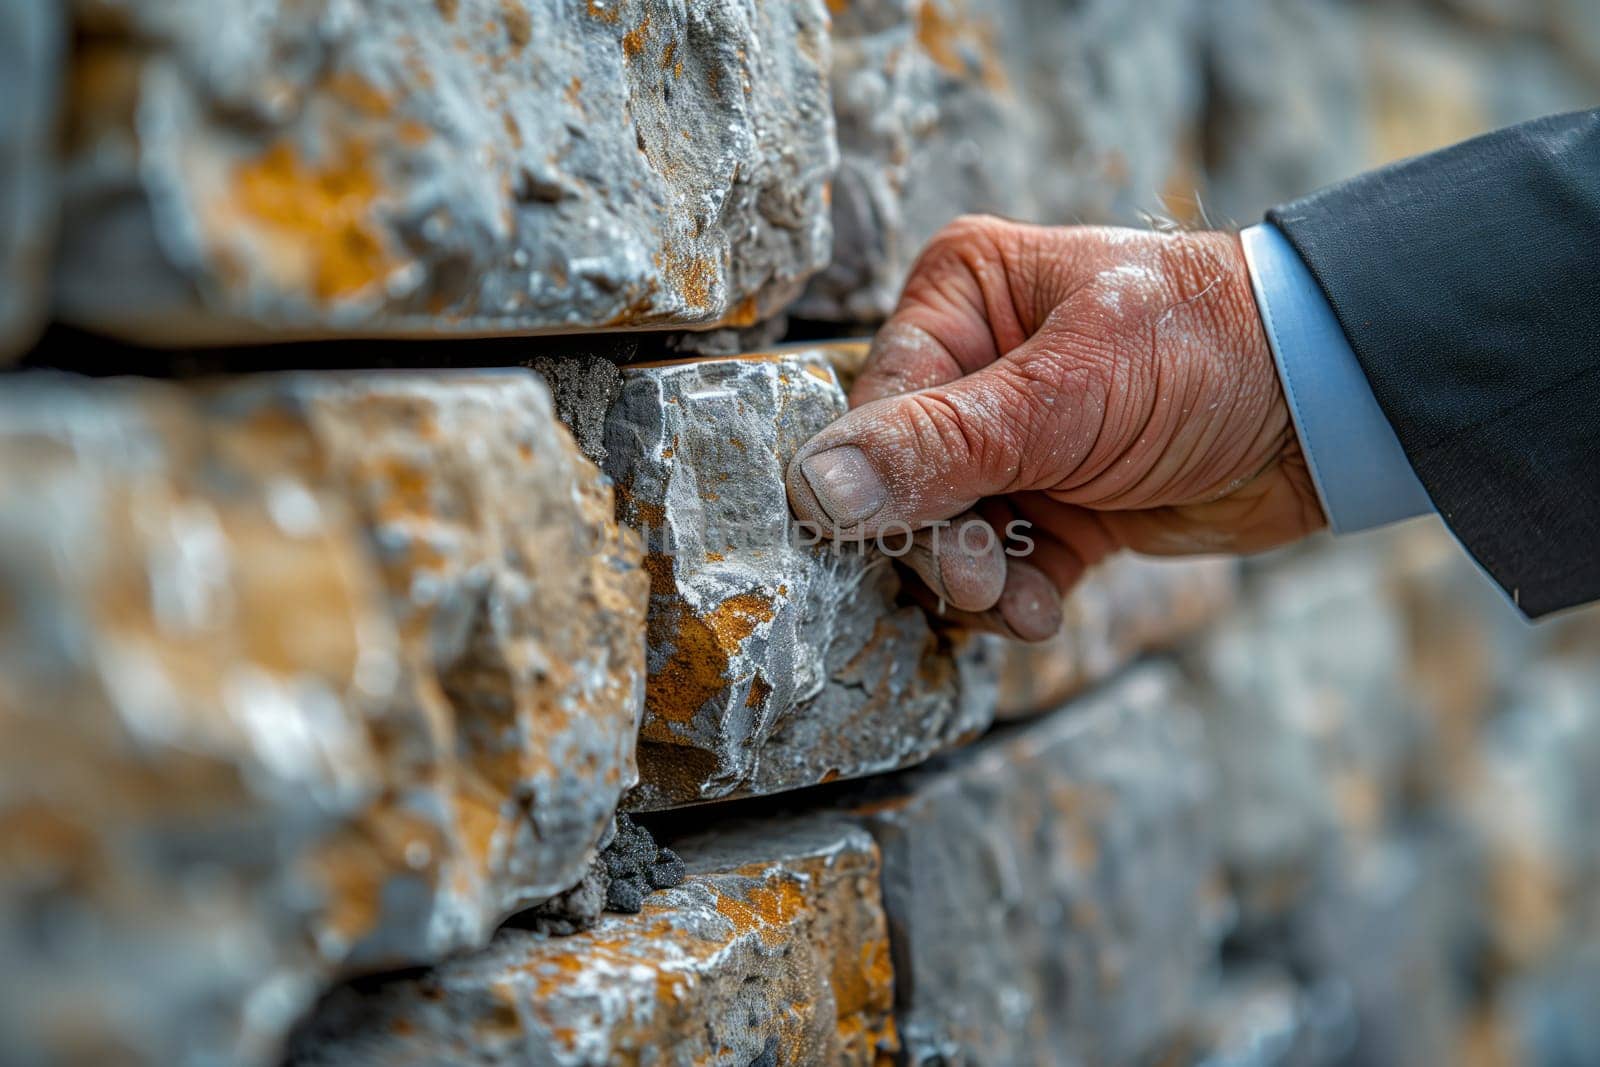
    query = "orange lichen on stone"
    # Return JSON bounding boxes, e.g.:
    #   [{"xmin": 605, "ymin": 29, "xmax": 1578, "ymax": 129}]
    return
[
  {"xmin": 232, "ymin": 138, "xmax": 394, "ymax": 302},
  {"xmin": 586, "ymin": 0, "xmax": 623, "ymax": 23},
  {"xmin": 659, "ymin": 247, "xmax": 718, "ymax": 314},
  {"xmin": 622, "ymin": 12, "xmax": 652, "ymax": 59},
  {"xmin": 502, "ymin": 1, "xmax": 533, "ymax": 48},
  {"xmin": 646, "ymin": 592, "xmax": 776, "ymax": 726},
  {"xmin": 325, "ymin": 71, "xmax": 395, "ymax": 117},
  {"xmin": 914, "ymin": 0, "xmax": 1007, "ymax": 90},
  {"xmin": 715, "ymin": 870, "xmax": 808, "ymax": 945},
  {"xmin": 436, "ymin": 0, "xmax": 460, "ymax": 19},
  {"xmin": 724, "ymin": 293, "xmax": 762, "ymax": 328}
]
